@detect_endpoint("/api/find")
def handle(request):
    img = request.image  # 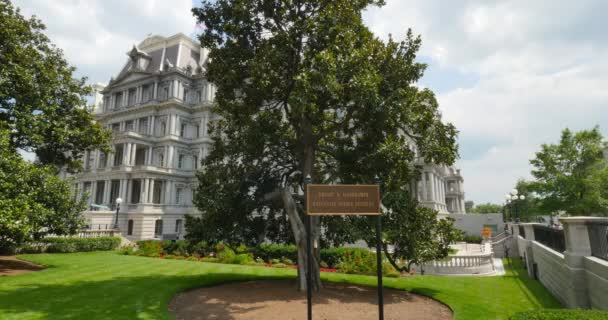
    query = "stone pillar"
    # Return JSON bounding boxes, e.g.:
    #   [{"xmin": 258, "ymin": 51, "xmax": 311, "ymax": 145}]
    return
[
  {"xmin": 89, "ymin": 182, "xmax": 97, "ymax": 206},
  {"xmin": 173, "ymin": 80, "xmax": 179, "ymax": 98},
  {"xmin": 131, "ymin": 144, "xmax": 137, "ymax": 165},
  {"xmin": 165, "ymin": 180, "xmax": 172, "ymax": 205},
  {"xmin": 103, "ymin": 179, "xmax": 111, "ymax": 205},
  {"xmin": 123, "ymin": 143, "xmax": 131, "ymax": 166},
  {"xmin": 560, "ymin": 217, "xmax": 595, "ymax": 309},
  {"xmin": 521, "ymin": 223, "xmax": 538, "ymax": 277},
  {"xmin": 149, "ymin": 115, "xmax": 155, "ymax": 136},
  {"xmin": 169, "ymin": 115, "xmax": 176, "ymax": 136},
  {"xmin": 141, "ymin": 178, "xmax": 148, "ymax": 204},
  {"xmin": 148, "ymin": 180, "xmax": 155, "ymax": 203},
  {"xmin": 147, "ymin": 146, "xmax": 153, "ymax": 165},
  {"xmin": 120, "ymin": 179, "xmax": 128, "ymax": 202},
  {"xmin": 153, "ymin": 81, "xmax": 158, "ymax": 100},
  {"xmin": 167, "ymin": 146, "xmax": 174, "ymax": 168}
]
